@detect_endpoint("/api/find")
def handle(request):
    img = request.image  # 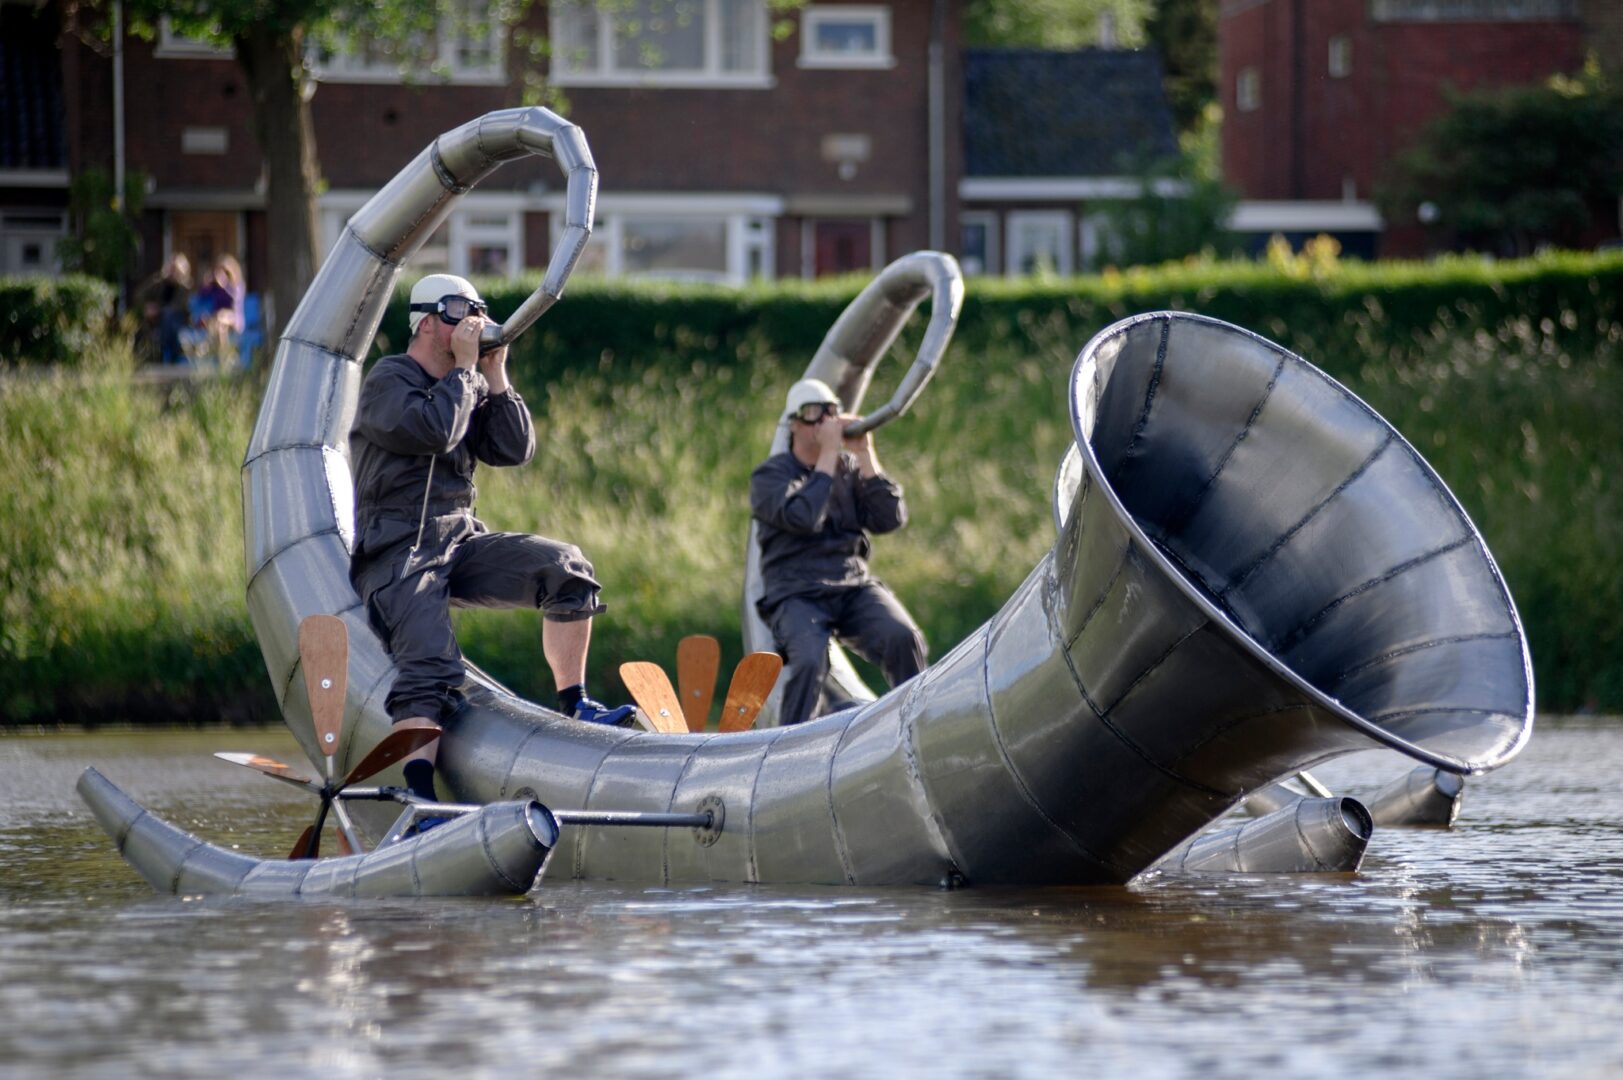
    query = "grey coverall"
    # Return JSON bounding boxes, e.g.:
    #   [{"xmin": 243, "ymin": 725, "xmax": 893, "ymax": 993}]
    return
[
  {"xmin": 349, "ymin": 354, "xmax": 604, "ymax": 724},
  {"xmin": 750, "ymin": 450, "xmax": 926, "ymax": 726}
]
